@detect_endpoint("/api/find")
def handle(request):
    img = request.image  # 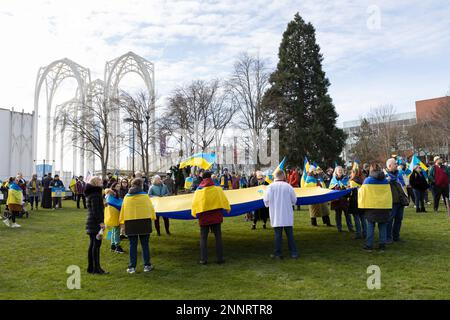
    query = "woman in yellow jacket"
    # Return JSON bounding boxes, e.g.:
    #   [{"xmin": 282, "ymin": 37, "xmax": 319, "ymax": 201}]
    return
[{"xmin": 119, "ymin": 178, "xmax": 156, "ymax": 274}]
